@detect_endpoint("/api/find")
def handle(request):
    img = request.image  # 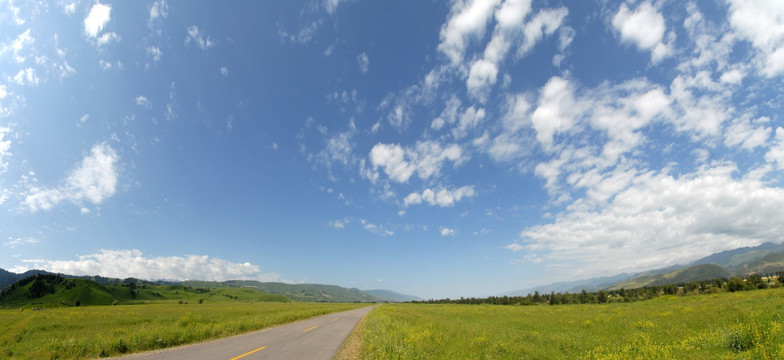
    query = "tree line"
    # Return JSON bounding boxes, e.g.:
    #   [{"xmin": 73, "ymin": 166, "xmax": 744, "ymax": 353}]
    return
[{"xmin": 414, "ymin": 271, "xmax": 784, "ymax": 306}]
